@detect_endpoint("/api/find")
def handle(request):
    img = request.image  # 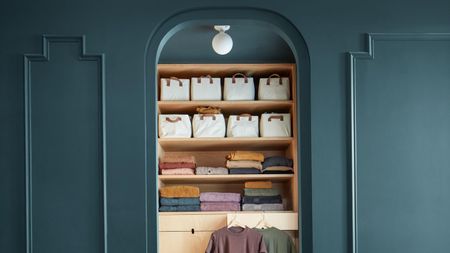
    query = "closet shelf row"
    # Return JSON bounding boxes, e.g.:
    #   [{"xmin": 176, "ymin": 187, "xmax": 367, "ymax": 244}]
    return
[
  {"xmin": 158, "ymin": 137, "xmax": 293, "ymax": 151},
  {"xmin": 158, "ymin": 100, "xmax": 293, "ymax": 114},
  {"xmin": 158, "ymin": 174, "xmax": 294, "ymax": 183}
]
